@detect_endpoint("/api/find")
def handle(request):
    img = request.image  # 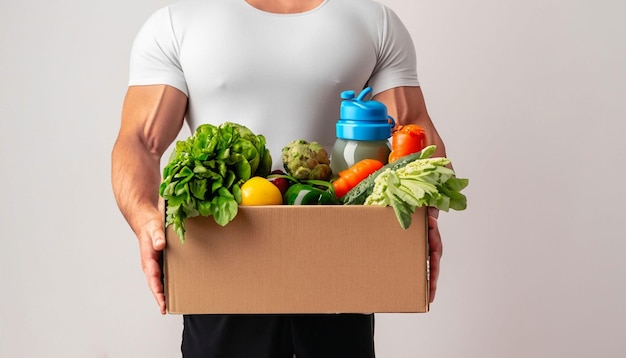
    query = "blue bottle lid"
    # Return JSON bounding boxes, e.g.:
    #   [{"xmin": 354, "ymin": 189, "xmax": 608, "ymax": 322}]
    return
[{"xmin": 336, "ymin": 87, "xmax": 395, "ymax": 141}]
